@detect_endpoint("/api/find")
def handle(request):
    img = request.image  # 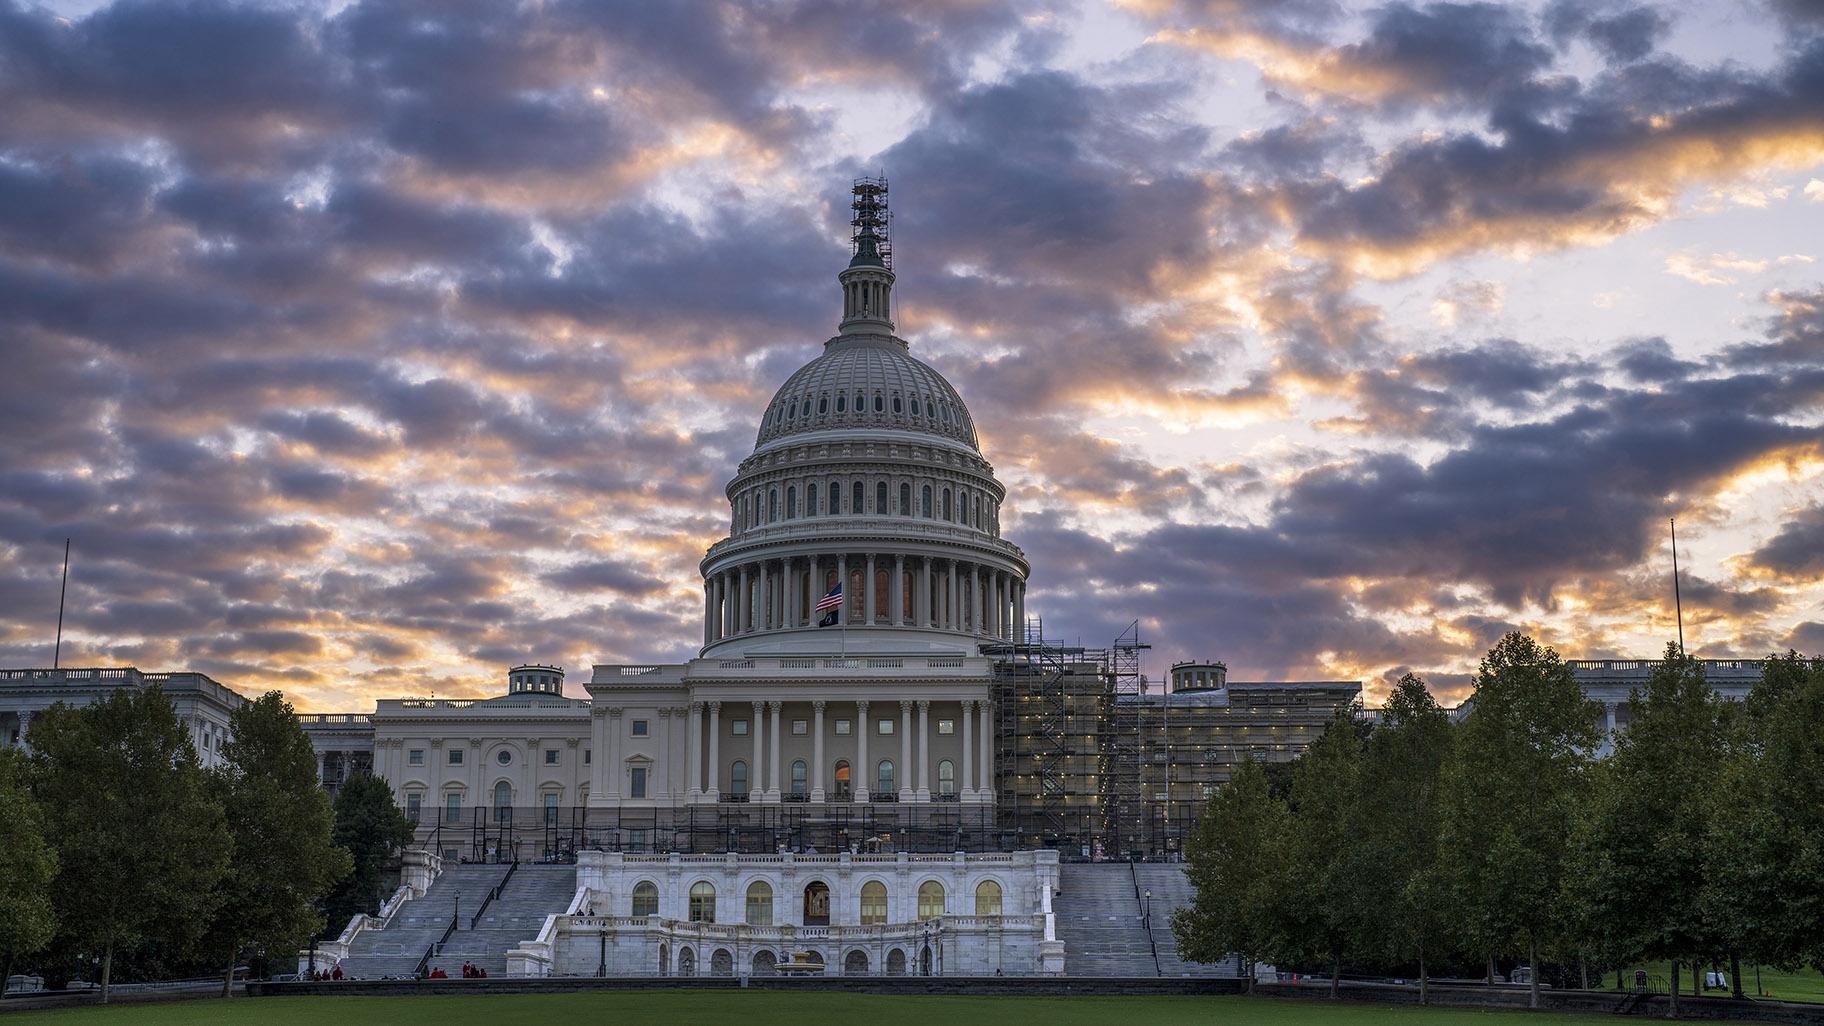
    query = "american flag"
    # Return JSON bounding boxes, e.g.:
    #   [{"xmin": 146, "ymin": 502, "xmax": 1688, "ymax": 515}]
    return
[{"xmin": 814, "ymin": 582, "xmax": 843, "ymax": 613}]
